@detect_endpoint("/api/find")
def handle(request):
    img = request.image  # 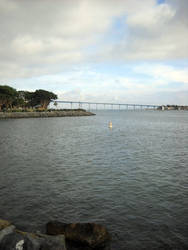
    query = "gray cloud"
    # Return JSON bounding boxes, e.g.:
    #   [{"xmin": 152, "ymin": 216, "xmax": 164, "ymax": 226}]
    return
[
  {"xmin": 0, "ymin": 0, "xmax": 188, "ymax": 80},
  {"xmin": 97, "ymin": 0, "xmax": 188, "ymax": 61}
]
